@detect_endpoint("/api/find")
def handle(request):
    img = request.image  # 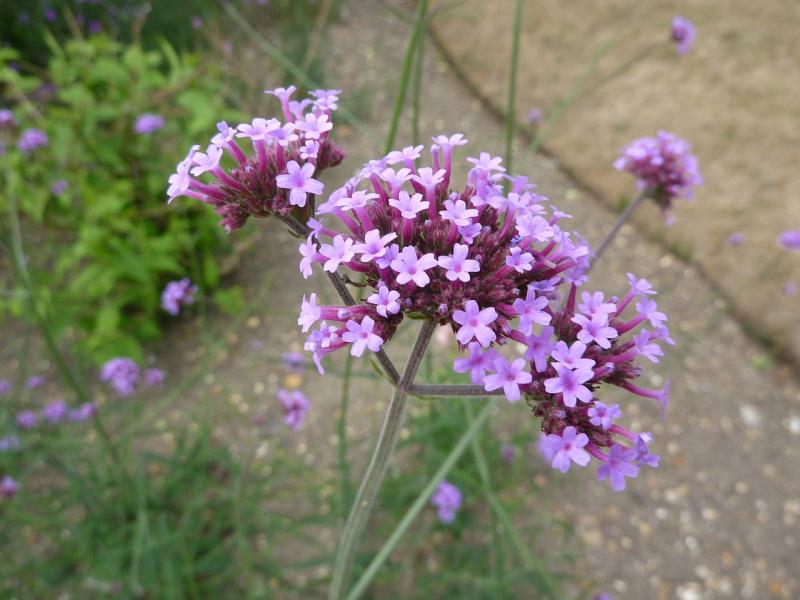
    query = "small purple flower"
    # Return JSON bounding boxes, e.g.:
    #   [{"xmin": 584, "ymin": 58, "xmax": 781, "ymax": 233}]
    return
[
  {"xmin": 16, "ymin": 410, "xmax": 38, "ymax": 429},
  {"xmin": 341, "ymin": 316, "xmax": 384, "ymax": 357},
  {"xmin": 597, "ymin": 444, "xmax": 640, "ymax": 491},
  {"xmin": 367, "ymin": 284, "xmax": 401, "ymax": 318},
  {"xmin": 191, "ymin": 14, "xmax": 203, "ymax": 29},
  {"xmin": 671, "ymin": 16, "xmax": 696, "ymax": 55},
  {"xmin": 784, "ymin": 282, "xmax": 798, "ymax": 297},
  {"xmin": 551, "ymin": 340, "xmax": 595, "ymax": 372},
  {"xmin": 438, "ymin": 244, "xmax": 480, "ymax": 282},
  {"xmin": 88, "ymin": 20, "xmax": 102, "ymax": 34},
  {"xmin": 0, "ymin": 476, "xmax": 19, "ymax": 499},
  {"xmin": 44, "ymin": 7, "xmax": 58, "ymax": 22},
  {"xmin": 134, "ymin": 113, "xmax": 165, "ymax": 135},
  {"xmin": 726, "ymin": 232, "xmax": 745, "ymax": 246},
  {"xmin": 320, "ymin": 235, "xmax": 356, "ymax": 272},
  {"xmin": 512, "ymin": 287, "xmax": 551, "ymax": 335},
  {"xmin": 390, "ymin": 246, "xmax": 438, "ymax": 287},
  {"xmin": 51, "ymin": 179, "xmax": 69, "ymax": 196},
  {"xmin": 161, "ymin": 278, "xmax": 197, "ymax": 316},
  {"xmin": 0, "ymin": 435, "xmax": 20, "ymax": 451},
  {"xmin": 587, "ymin": 402, "xmax": 622, "ymax": 430},
  {"xmin": 42, "ymin": 399, "xmax": 67, "ymax": 424},
  {"xmin": 453, "ymin": 300, "xmax": 498, "ymax": 347},
  {"xmin": 26, "ymin": 375, "xmax": 45, "ymax": 389},
  {"xmin": 100, "ymin": 357, "xmax": 140, "ymax": 397},
  {"xmin": 67, "ymin": 402, "xmax": 97, "ymax": 422},
  {"xmin": 454, "ymin": 342, "xmax": 497, "ymax": 385},
  {"xmin": 389, "ymin": 190, "xmax": 428, "ymax": 219},
  {"xmin": 543, "ymin": 365, "xmax": 594, "ymax": 408},
  {"xmin": 281, "ymin": 352, "xmax": 307, "ymax": 372},
  {"xmin": 144, "ymin": 368, "xmax": 165, "ymax": 387},
  {"xmin": 0, "ymin": 109, "xmax": 16, "ymax": 128},
  {"xmin": 354, "ymin": 229, "xmax": 398, "ymax": 263},
  {"xmin": 483, "ymin": 357, "xmax": 532, "ymax": 402},
  {"xmin": 572, "ymin": 314, "xmax": 618, "ymax": 349},
  {"xmin": 431, "ymin": 480, "xmax": 463, "ymax": 524},
  {"xmin": 525, "ymin": 108, "xmax": 543, "ymax": 124},
  {"xmin": 277, "ymin": 389, "xmax": 310, "ymax": 431},
  {"xmin": 0, "ymin": 379, "xmax": 10, "ymax": 396},
  {"xmin": 538, "ymin": 426, "xmax": 590, "ymax": 473},
  {"xmin": 524, "ymin": 326, "xmax": 555, "ymax": 373},
  {"xmin": 634, "ymin": 433, "xmax": 660, "ymax": 468},
  {"xmin": 298, "ymin": 293, "xmax": 322, "ymax": 332},
  {"xmin": 778, "ymin": 230, "xmax": 800, "ymax": 251},
  {"xmin": 276, "ymin": 160, "xmax": 324, "ymax": 207}
]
